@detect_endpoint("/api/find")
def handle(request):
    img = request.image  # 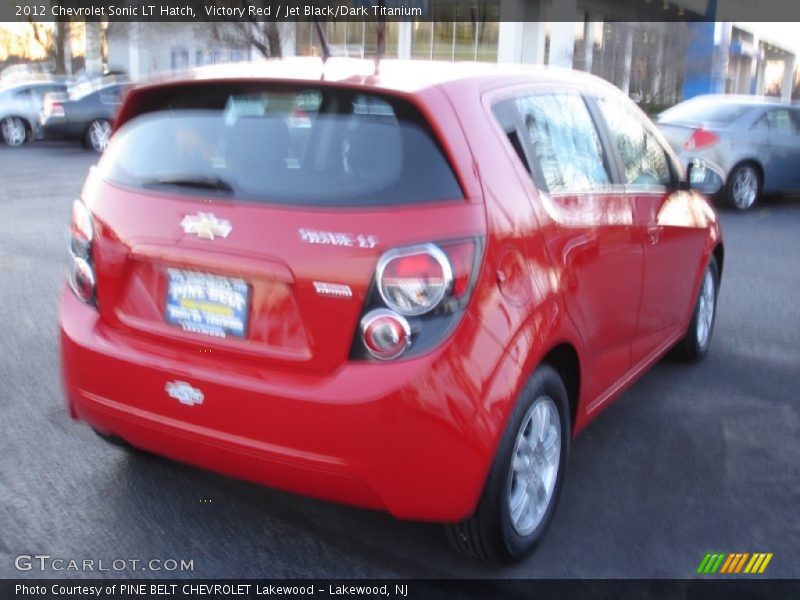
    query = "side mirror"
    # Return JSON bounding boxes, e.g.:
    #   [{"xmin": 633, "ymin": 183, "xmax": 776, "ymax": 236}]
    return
[{"xmin": 686, "ymin": 159, "xmax": 725, "ymax": 195}]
